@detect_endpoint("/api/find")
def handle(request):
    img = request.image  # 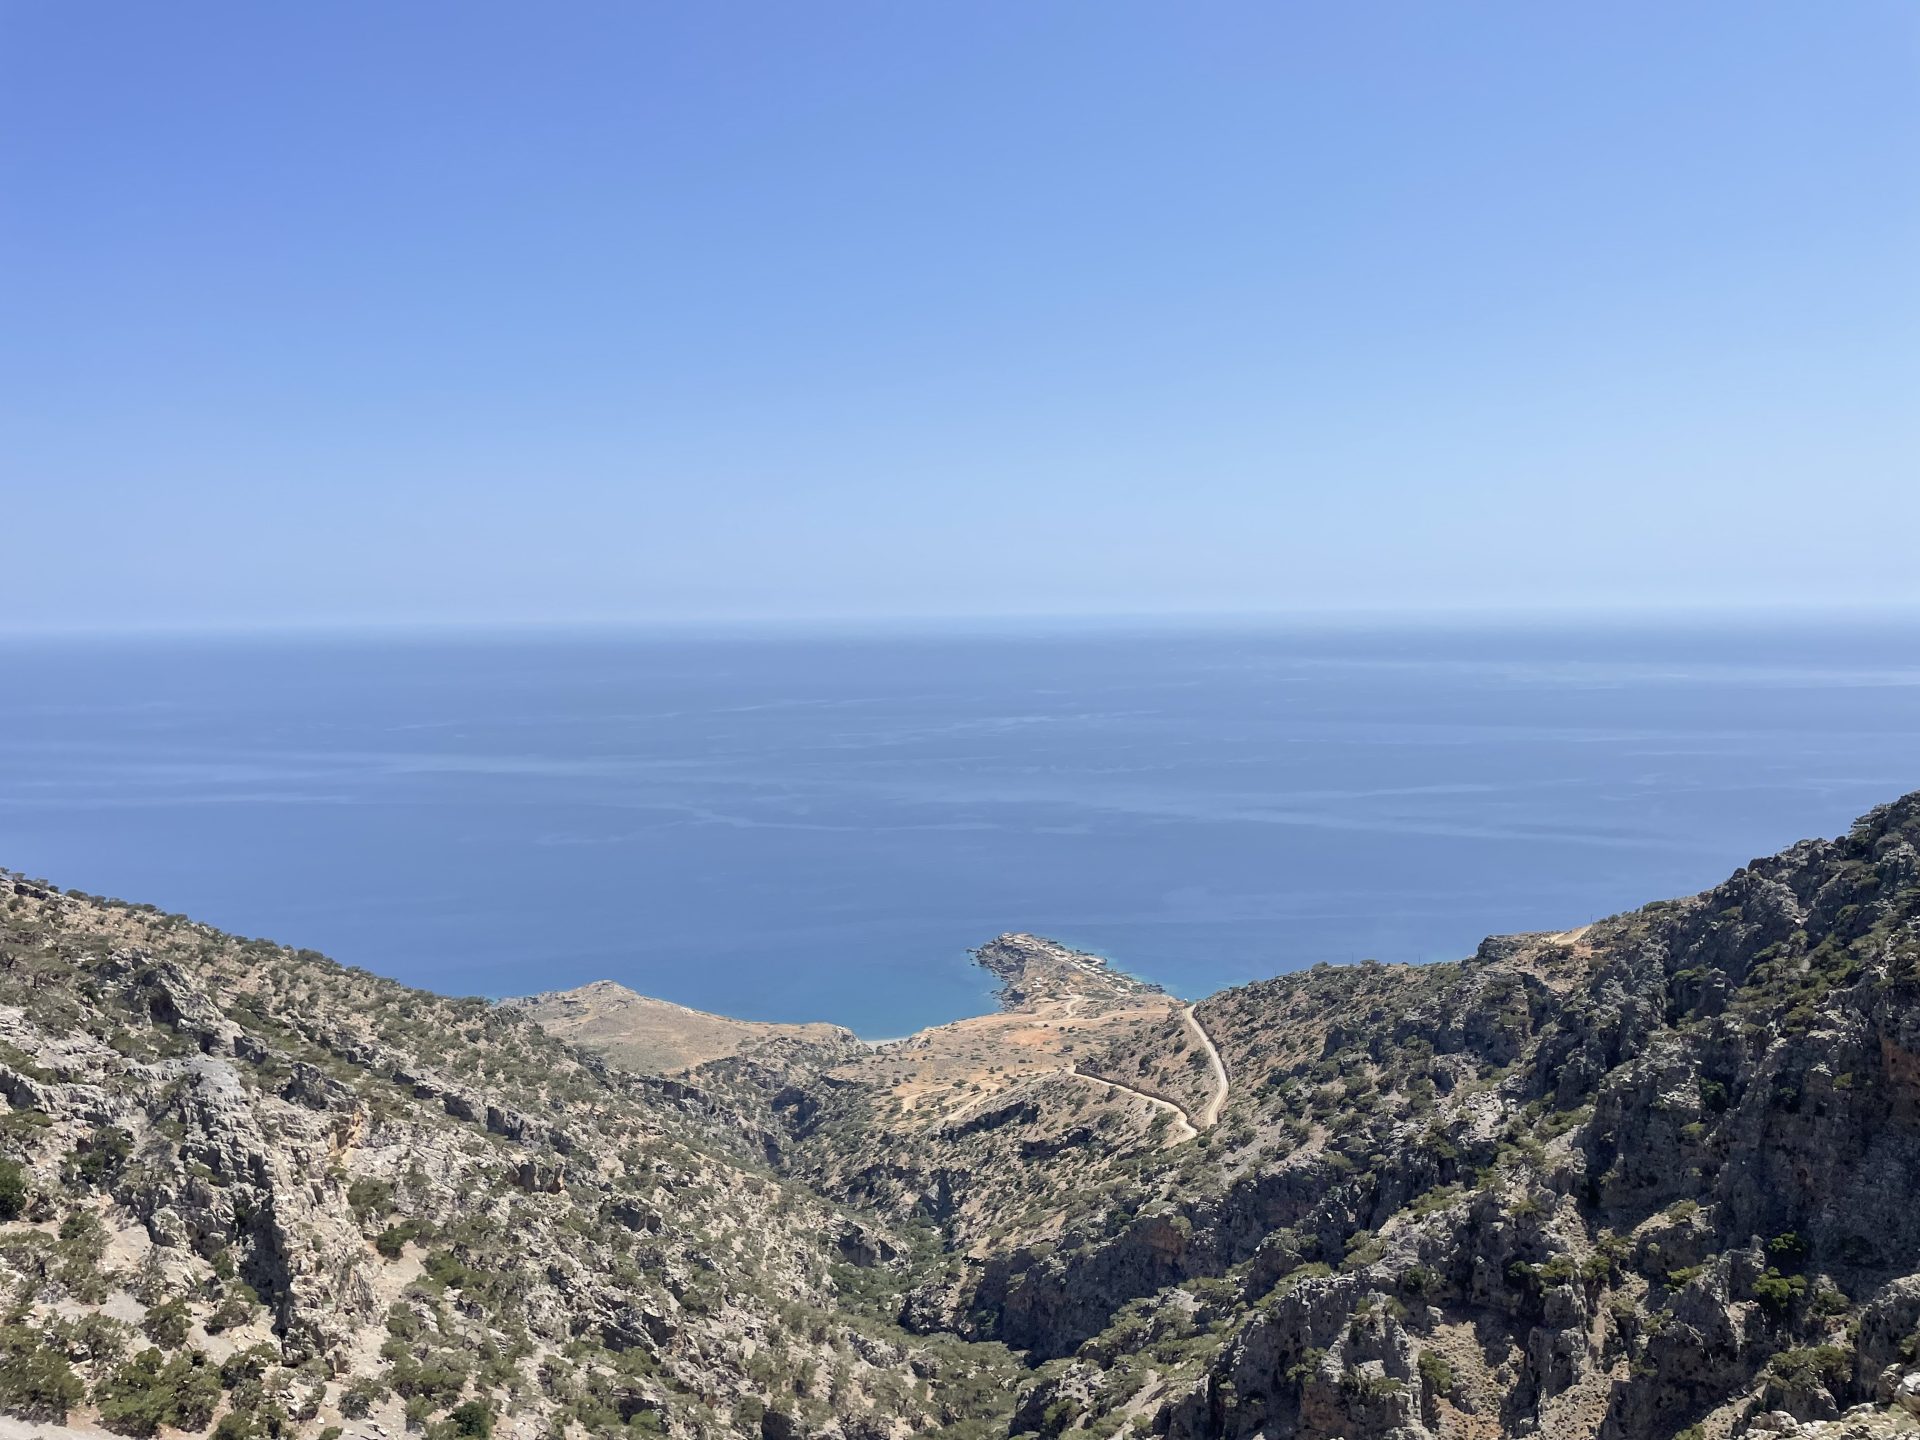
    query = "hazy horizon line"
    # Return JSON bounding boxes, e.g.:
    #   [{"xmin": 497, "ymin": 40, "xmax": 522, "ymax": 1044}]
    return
[{"xmin": 7, "ymin": 600, "xmax": 1920, "ymax": 644}]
